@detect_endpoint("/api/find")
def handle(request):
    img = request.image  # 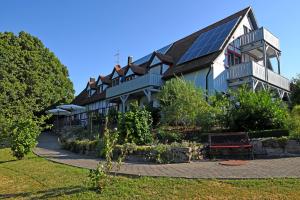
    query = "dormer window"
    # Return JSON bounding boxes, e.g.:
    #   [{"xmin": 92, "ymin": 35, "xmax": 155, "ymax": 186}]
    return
[
  {"xmin": 98, "ymin": 84, "xmax": 103, "ymax": 93},
  {"xmin": 112, "ymin": 77, "xmax": 119, "ymax": 86},
  {"xmin": 88, "ymin": 89, "xmax": 95, "ymax": 97},
  {"xmin": 125, "ymin": 74, "xmax": 136, "ymax": 81}
]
